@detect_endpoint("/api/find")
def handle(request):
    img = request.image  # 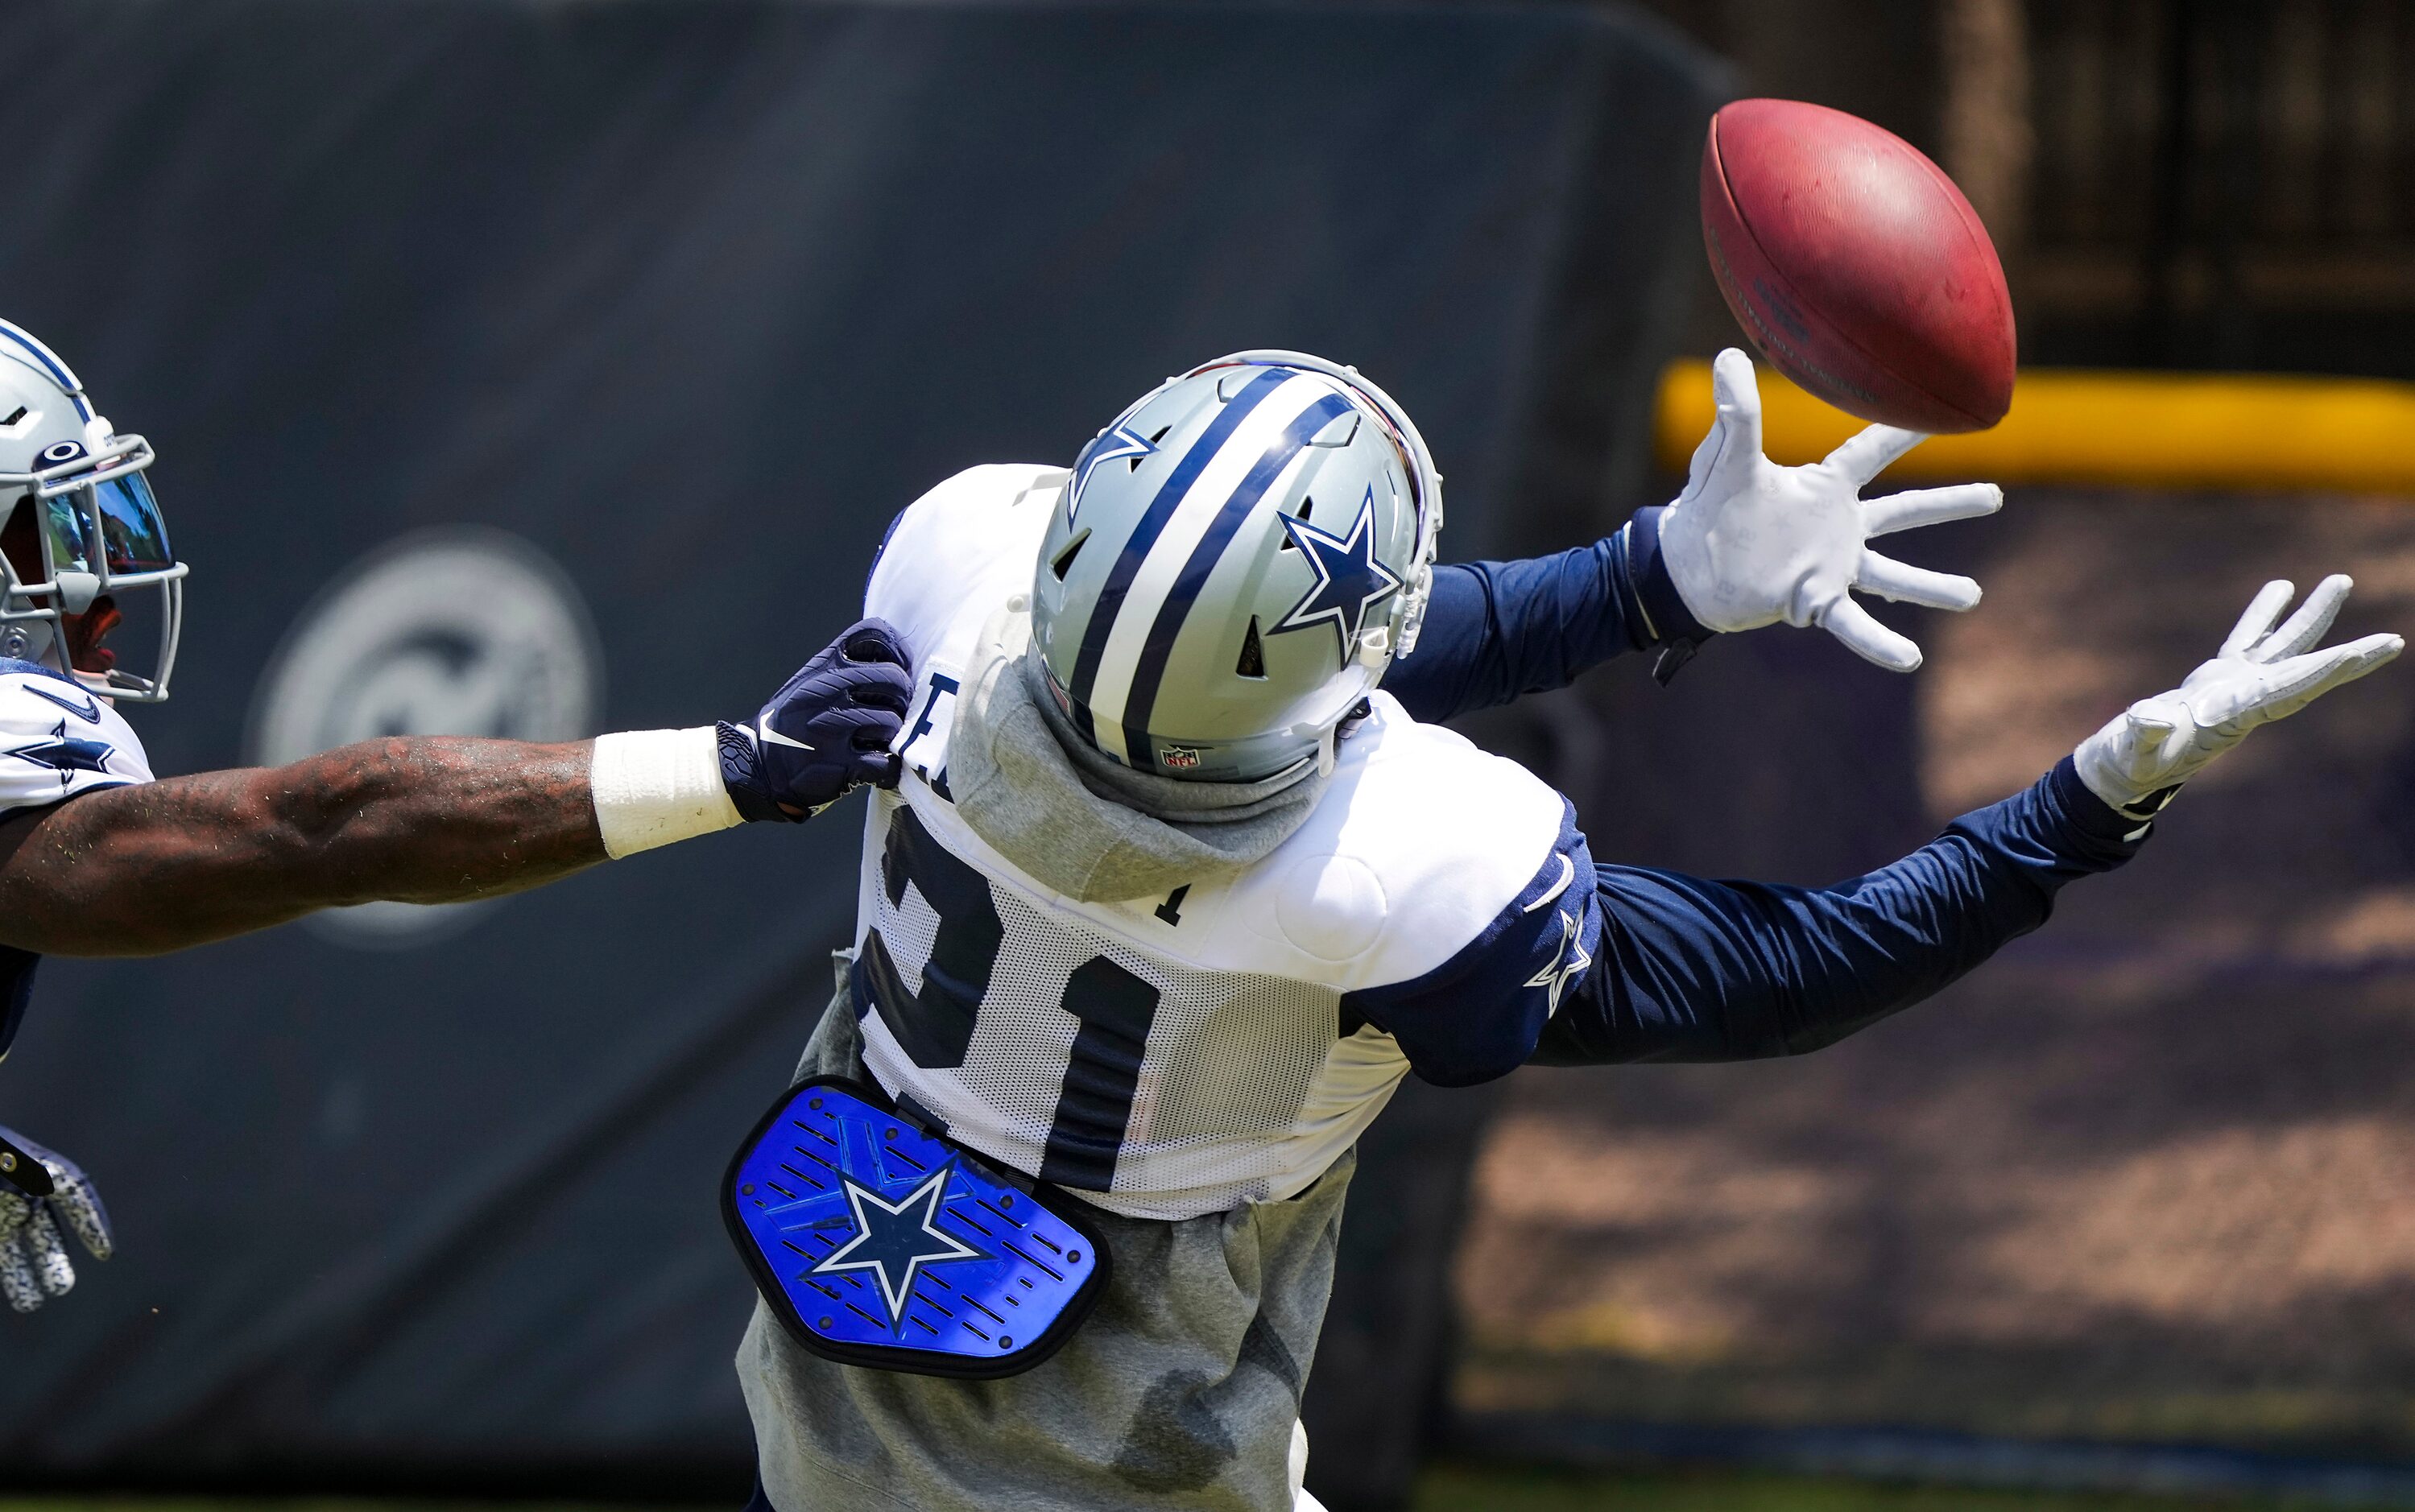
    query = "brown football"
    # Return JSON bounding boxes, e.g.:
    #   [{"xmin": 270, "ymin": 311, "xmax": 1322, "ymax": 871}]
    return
[{"xmin": 1702, "ymin": 98, "xmax": 2015, "ymax": 433}]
